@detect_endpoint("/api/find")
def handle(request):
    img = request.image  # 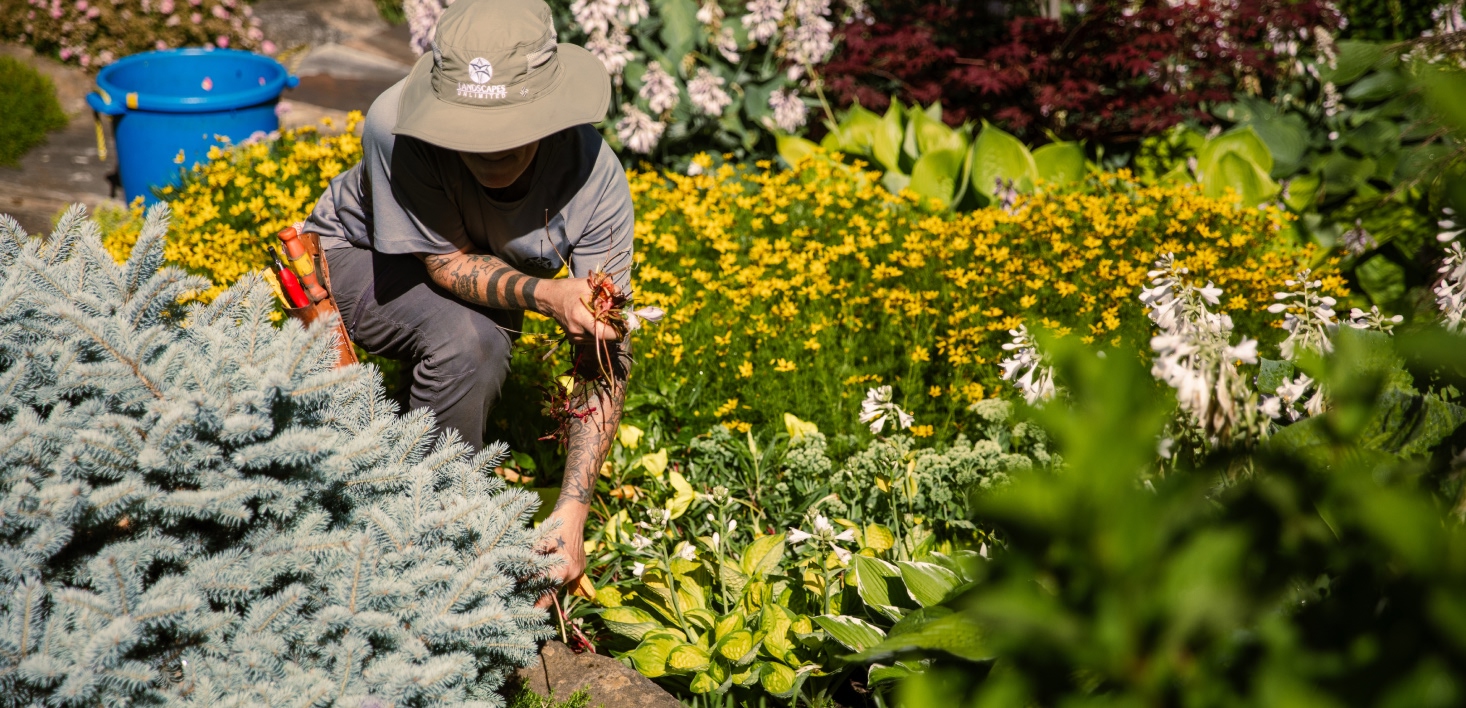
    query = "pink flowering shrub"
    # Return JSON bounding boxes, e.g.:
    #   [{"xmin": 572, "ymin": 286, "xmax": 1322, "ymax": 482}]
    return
[{"xmin": 0, "ymin": 0, "xmax": 273, "ymax": 72}]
